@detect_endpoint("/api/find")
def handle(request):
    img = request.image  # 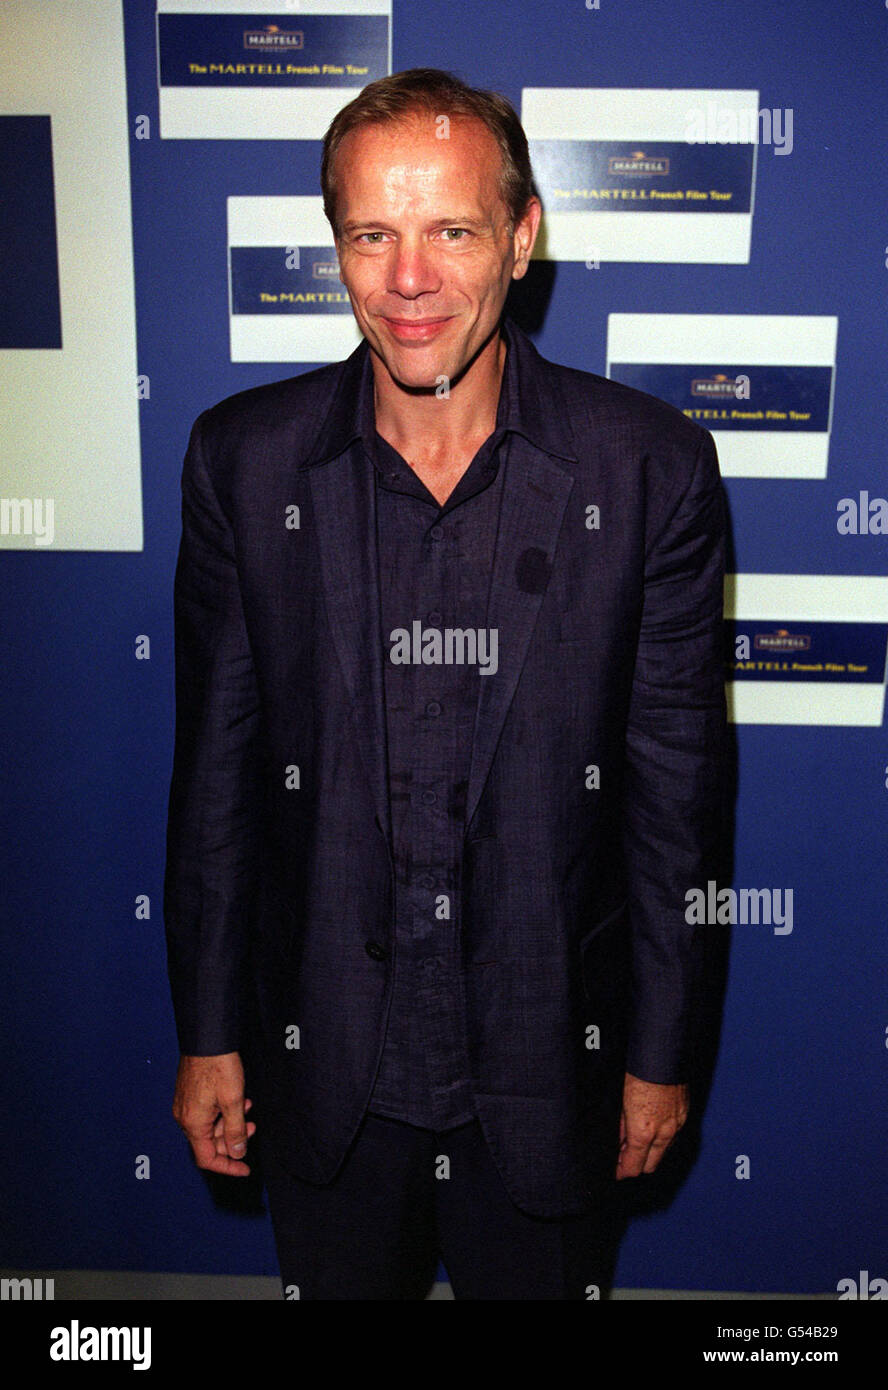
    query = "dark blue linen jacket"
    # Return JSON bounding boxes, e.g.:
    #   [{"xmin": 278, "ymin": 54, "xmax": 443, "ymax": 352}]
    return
[{"xmin": 163, "ymin": 315, "xmax": 727, "ymax": 1217}]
